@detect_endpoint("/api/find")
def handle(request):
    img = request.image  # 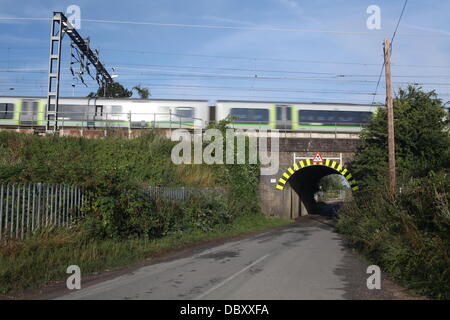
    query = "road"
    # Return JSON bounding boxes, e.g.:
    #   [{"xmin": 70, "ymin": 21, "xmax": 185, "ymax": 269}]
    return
[{"xmin": 57, "ymin": 216, "xmax": 404, "ymax": 300}]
